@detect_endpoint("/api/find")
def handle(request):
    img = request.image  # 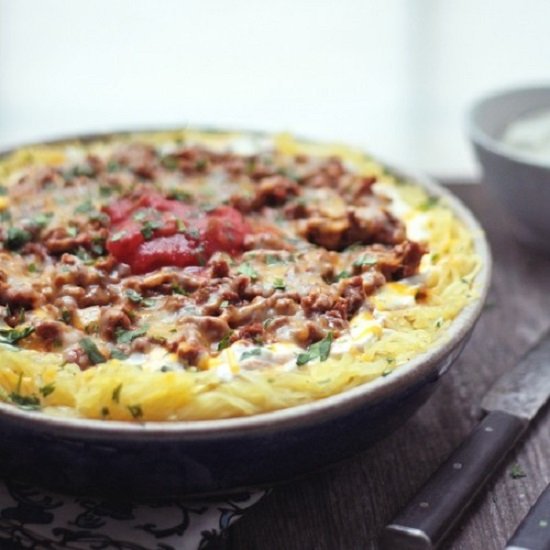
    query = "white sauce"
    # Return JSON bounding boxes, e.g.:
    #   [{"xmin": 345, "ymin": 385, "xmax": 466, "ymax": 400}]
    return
[{"xmin": 501, "ymin": 108, "xmax": 550, "ymax": 161}]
